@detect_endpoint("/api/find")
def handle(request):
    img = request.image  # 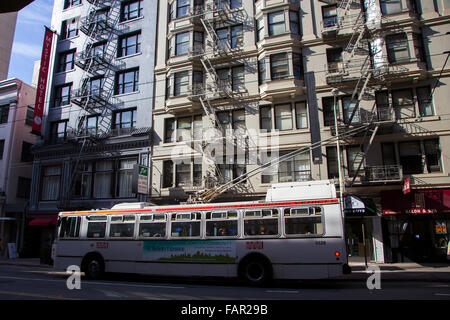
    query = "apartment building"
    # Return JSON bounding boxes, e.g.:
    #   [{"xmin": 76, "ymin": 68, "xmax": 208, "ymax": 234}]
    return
[
  {"xmin": 151, "ymin": 0, "xmax": 450, "ymax": 262},
  {"xmin": 27, "ymin": 0, "xmax": 157, "ymax": 257},
  {"xmin": 0, "ymin": 78, "xmax": 36, "ymax": 258}
]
